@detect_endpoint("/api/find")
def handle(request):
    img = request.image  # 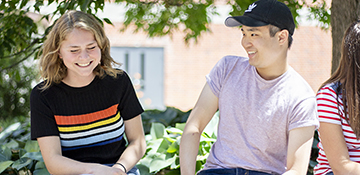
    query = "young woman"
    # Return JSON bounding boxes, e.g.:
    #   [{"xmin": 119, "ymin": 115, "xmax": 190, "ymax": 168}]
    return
[
  {"xmin": 314, "ymin": 20, "xmax": 360, "ymax": 175},
  {"xmin": 30, "ymin": 10, "xmax": 146, "ymax": 175}
]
